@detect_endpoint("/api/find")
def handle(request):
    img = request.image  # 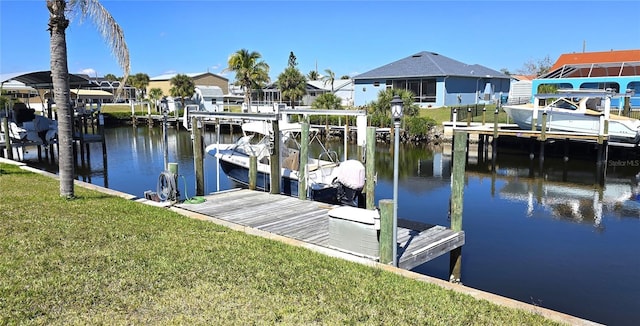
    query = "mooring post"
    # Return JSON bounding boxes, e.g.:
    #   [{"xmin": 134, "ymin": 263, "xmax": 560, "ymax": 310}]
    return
[
  {"xmin": 249, "ymin": 156, "xmax": 257, "ymax": 190},
  {"xmin": 168, "ymin": 162, "xmax": 179, "ymax": 201},
  {"xmin": 449, "ymin": 131, "xmax": 467, "ymax": 283},
  {"xmin": 623, "ymin": 96, "xmax": 631, "ymax": 117},
  {"xmin": 269, "ymin": 120, "xmax": 280, "ymax": 194},
  {"xmin": 379, "ymin": 199, "xmax": 394, "ymax": 265},
  {"xmin": 466, "ymin": 107, "xmax": 471, "ymax": 127},
  {"xmin": 482, "ymin": 107, "xmax": 486, "ymax": 125},
  {"xmin": 299, "ymin": 118, "xmax": 309, "ymax": 200},
  {"xmin": 343, "ymin": 116, "xmax": 349, "ymax": 161},
  {"xmin": 192, "ymin": 117, "xmax": 205, "ymax": 196},
  {"xmin": 2, "ymin": 117, "xmax": 12, "ymax": 160},
  {"xmin": 365, "ymin": 126, "xmax": 376, "ymax": 210},
  {"xmin": 539, "ymin": 112, "xmax": 547, "ymax": 170}
]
